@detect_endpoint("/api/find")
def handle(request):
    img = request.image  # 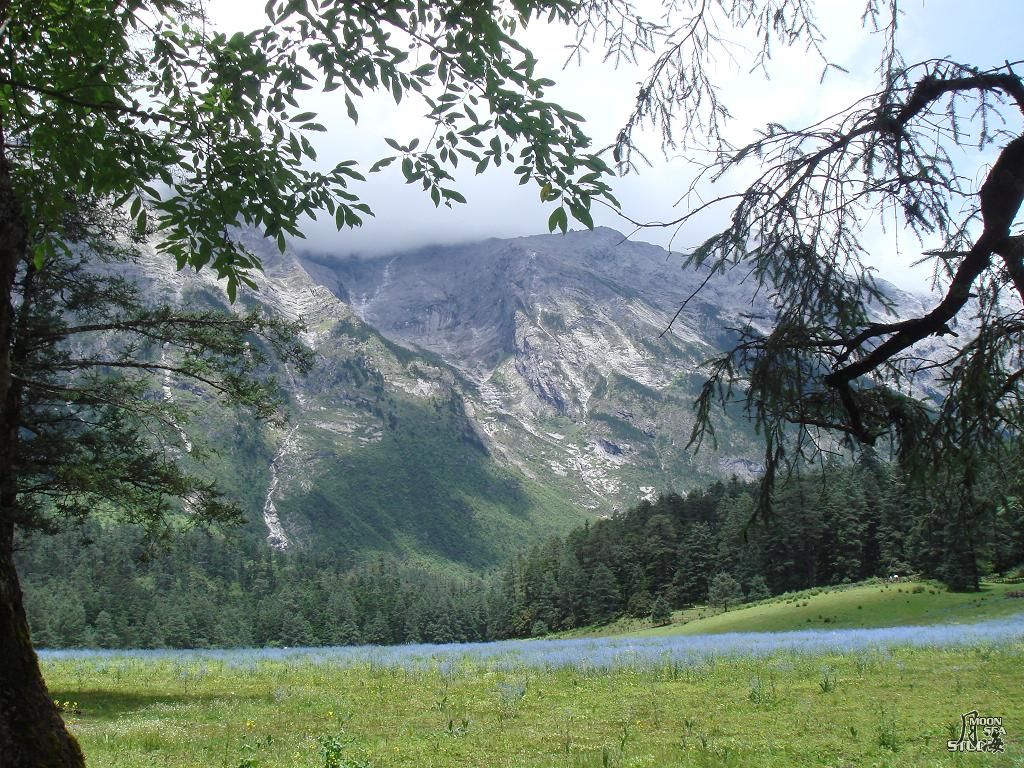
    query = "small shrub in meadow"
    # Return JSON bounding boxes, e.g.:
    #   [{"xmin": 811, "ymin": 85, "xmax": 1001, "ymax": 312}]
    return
[
  {"xmin": 818, "ymin": 666, "xmax": 837, "ymax": 693},
  {"xmin": 317, "ymin": 733, "xmax": 371, "ymax": 768},
  {"xmin": 876, "ymin": 706, "xmax": 900, "ymax": 752},
  {"xmin": 748, "ymin": 673, "xmax": 777, "ymax": 705}
]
